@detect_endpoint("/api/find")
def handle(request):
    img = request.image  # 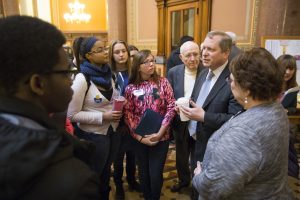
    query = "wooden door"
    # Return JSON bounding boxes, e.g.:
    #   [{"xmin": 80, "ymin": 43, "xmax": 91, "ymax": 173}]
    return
[
  {"xmin": 156, "ymin": 0, "xmax": 211, "ymax": 58},
  {"xmin": 166, "ymin": 2, "xmax": 199, "ymax": 56}
]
